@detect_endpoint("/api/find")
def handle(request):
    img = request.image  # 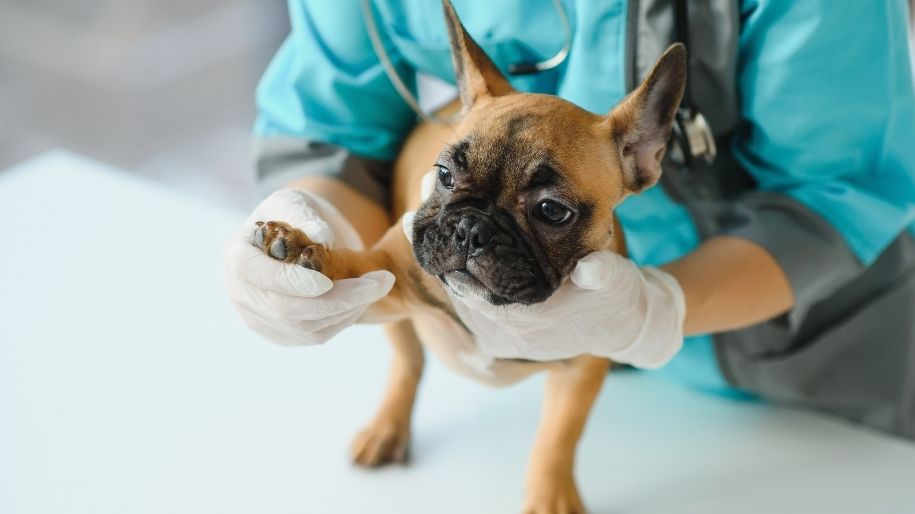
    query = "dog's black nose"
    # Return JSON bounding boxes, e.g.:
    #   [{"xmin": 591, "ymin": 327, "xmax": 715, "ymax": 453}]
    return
[
  {"xmin": 469, "ymin": 222, "xmax": 493, "ymax": 248},
  {"xmin": 455, "ymin": 217, "xmax": 493, "ymax": 250}
]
